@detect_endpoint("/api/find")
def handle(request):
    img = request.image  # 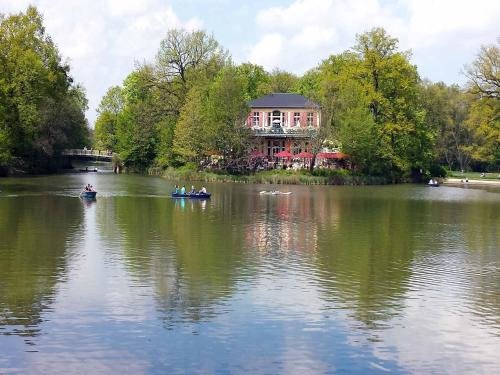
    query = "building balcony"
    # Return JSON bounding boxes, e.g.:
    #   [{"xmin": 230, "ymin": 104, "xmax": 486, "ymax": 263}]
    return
[{"xmin": 252, "ymin": 126, "xmax": 318, "ymax": 138}]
